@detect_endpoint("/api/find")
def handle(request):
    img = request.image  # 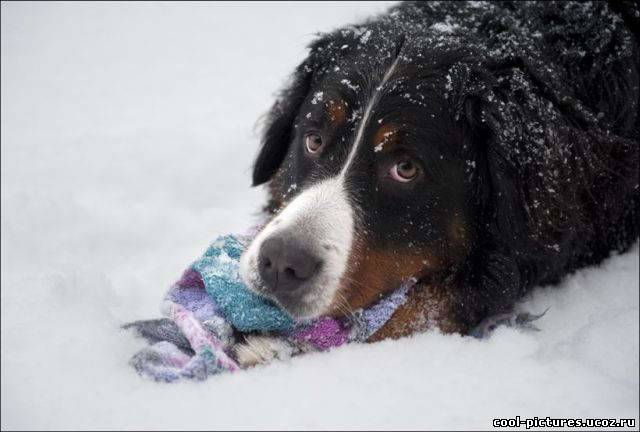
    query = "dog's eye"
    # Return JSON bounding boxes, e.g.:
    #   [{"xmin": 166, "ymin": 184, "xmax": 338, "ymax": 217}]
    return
[
  {"xmin": 304, "ymin": 133, "xmax": 323, "ymax": 154},
  {"xmin": 390, "ymin": 160, "xmax": 418, "ymax": 182}
]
